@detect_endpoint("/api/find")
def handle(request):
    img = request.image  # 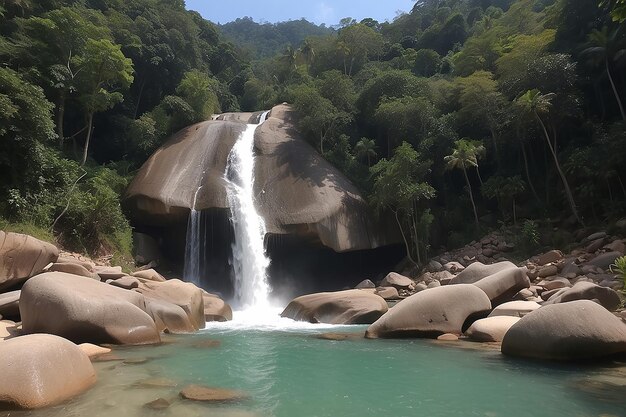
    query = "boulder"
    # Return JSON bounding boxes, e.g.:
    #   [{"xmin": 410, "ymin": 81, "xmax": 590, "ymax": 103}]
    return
[
  {"xmin": 179, "ymin": 384, "xmax": 248, "ymax": 403},
  {"xmin": 488, "ymin": 301, "xmax": 541, "ymax": 318},
  {"xmin": 502, "ymin": 300, "xmax": 626, "ymax": 360},
  {"xmin": 0, "ymin": 232, "xmax": 59, "ymax": 291},
  {"xmin": 541, "ymin": 277, "xmax": 572, "ymax": 291},
  {"xmin": 56, "ymin": 254, "xmax": 95, "ymax": 272},
  {"xmin": 93, "ymin": 266, "xmax": 125, "ymax": 281},
  {"xmin": 0, "ymin": 334, "xmax": 96, "ymax": 409},
  {"xmin": 355, "ymin": 279, "xmax": 376, "ymax": 289},
  {"xmin": 537, "ymin": 265, "xmax": 558, "ymax": 278},
  {"xmin": 125, "ymin": 105, "xmax": 396, "ymax": 253},
  {"xmin": 604, "ymin": 239, "xmax": 625, "ymax": 255},
  {"xmin": 109, "ymin": 276, "xmax": 140, "ymax": 290},
  {"xmin": 465, "ymin": 316, "xmax": 520, "ymax": 342},
  {"xmin": 132, "ymin": 268, "xmax": 166, "ymax": 282},
  {"xmin": 20, "ymin": 272, "xmax": 160, "ymax": 345},
  {"xmin": 586, "ymin": 238, "xmax": 607, "ymax": 253},
  {"xmin": 47, "ymin": 263, "xmax": 96, "ymax": 279},
  {"xmin": 202, "ymin": 291, "xmax": 233, "ymax": 322},
  {"xmin": 144, "ymin": 297, "xmax": 196, "ymax": 334},
  {"xmin": 380, "ymin": 272, "xmax": 413, "ymax": 290},
  {"xmin": 414, "ymin": 283, "xmax": 428, "ymax": 292},
  {"xmin": 537, "ymin": 250, "xmax": 563, "ymax": 266},
  {"xmin": 472, "ymin": 267, "xmax": 530, "ymax": 306},
  {"xmin": 587, "ymin": 252, "xmax": 622, "ymax": 270},
  {"xmin": 0, "ymin": 290, "xmax": 20, "ymax": 320},
  {"xmin": 132, "ymin": 232, "xmax": 162, "ymax": 265},
  {"xmin": 135, "ymin": 279, "xmax": 205, "ymax": 330},
  {"xmin": 544, "ymin": 281, "xmax": 621, "ymax": 311},
  {"xmin": 449, "ymin": 261, "xmax": 517, "ymax": 285},
  {"xmin": 281, "ymin": 290, "xmax": 388, "ymax": 325},
  {"xmin": 374, "ymin": 286, "xmax": 400, "ymax": 300},
  {"xmin": 78, "ymin": 343, "xmax": 111, "ymax": 359},
  {"xmin": 443, "ymin": 261, "xmax": 464, "ymax": 273},
  {"xmin": 365, "ymin": 284, "xmax": 492, "ymax": 339}
]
